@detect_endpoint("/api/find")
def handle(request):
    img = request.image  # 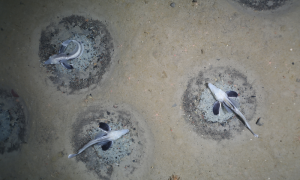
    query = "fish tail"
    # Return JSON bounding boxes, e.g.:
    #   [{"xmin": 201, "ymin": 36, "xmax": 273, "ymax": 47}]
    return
[
  {"xmin": 248, "ymin": 128, "xmax": 259, "ymax": 138},
  {"xmin": 233, "ymin": 108, "xmax": 259, "ymax": 138},
  {"xmin": 68, "ymin": 154, "xmax": 77, "ymax": 158}
]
